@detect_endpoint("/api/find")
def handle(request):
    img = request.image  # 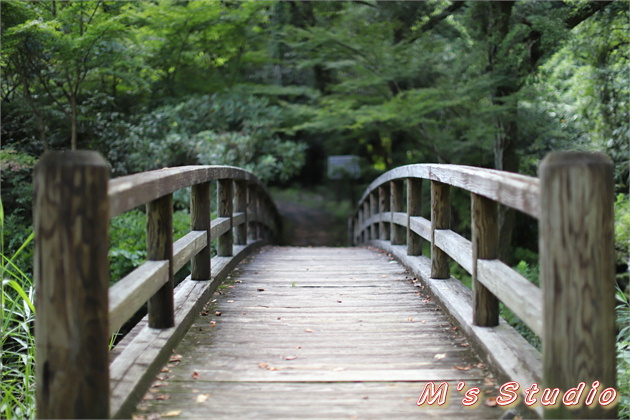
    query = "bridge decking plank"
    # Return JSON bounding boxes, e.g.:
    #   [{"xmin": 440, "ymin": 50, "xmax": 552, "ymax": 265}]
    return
[{"xmin": 134, "ymin": 247, "xmax": 503, "ymax": 419}]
